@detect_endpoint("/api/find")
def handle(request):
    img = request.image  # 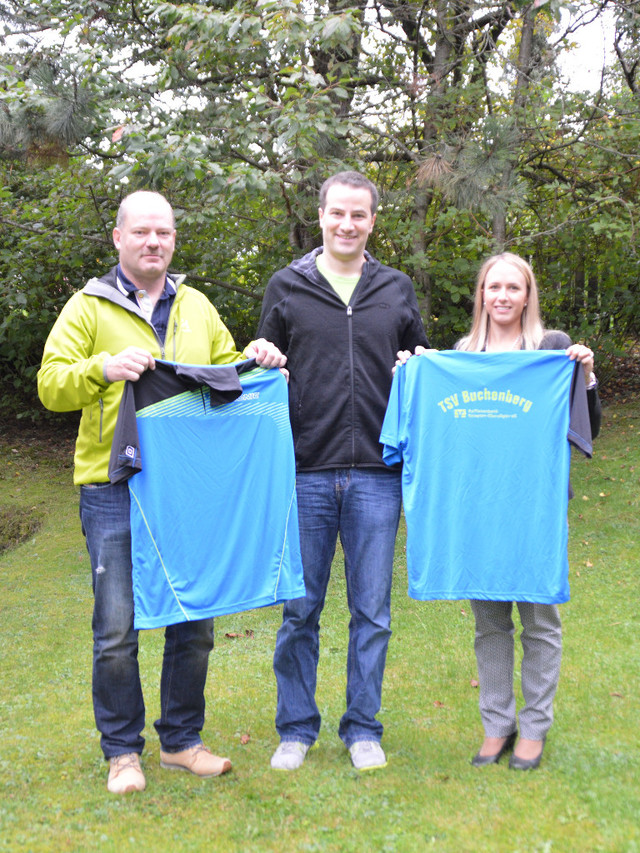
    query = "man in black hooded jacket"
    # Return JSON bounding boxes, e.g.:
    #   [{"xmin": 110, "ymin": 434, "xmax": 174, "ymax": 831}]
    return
[{"xmin": 258, "ymin": 171, "xmax": 429, "ymax": 772}]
